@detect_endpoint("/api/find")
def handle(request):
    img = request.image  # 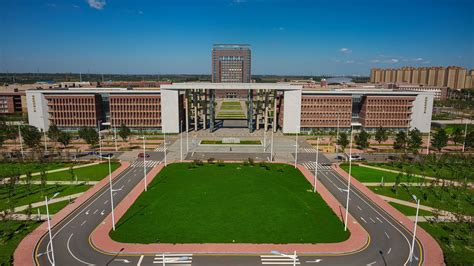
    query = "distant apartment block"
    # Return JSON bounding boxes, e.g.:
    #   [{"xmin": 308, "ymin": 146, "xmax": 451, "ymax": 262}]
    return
[
  {"xmin": 370, "ymin": 66, "xmax": 474, "ymax": 90},
  {"xmin": 387, "ymin": 84, "xmax": 449, "ymax": 100},
  {"xmin": 0, "ymin": 90, "xmax": 26, "ymax": 115}
]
